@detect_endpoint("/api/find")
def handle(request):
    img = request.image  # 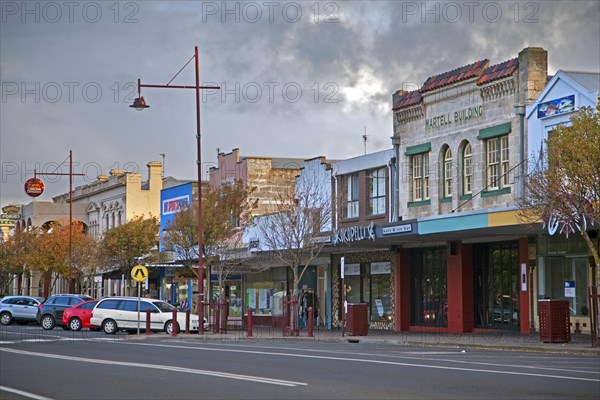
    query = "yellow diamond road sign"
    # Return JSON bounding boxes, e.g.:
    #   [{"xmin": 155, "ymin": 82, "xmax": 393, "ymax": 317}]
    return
[{"xmin": 131, "ymin": 265, "xmax": 148, "ymax": 283}]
